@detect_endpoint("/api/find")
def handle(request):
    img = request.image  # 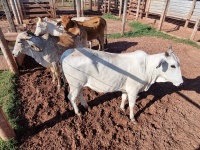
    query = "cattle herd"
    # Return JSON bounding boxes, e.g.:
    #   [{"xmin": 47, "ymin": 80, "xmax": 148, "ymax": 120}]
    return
[{"xmin": 12, "ymin": 15, "xmax": 183, "ymax": 124}]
